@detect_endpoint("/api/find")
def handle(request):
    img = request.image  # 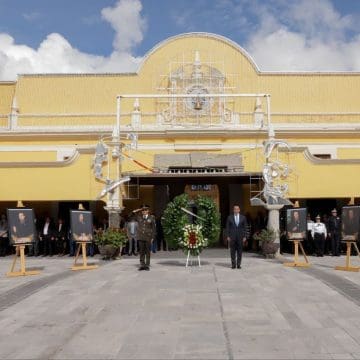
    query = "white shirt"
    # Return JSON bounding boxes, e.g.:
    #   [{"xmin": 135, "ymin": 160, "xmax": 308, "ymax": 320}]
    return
[
  {"xmin": 43, "ymin": 222, "xmax": 50, "ymax": 235},
  {"xmin": 312, "ymin": 222, "xmax": 327, "ymax": 238},
  {"xmin": 235, "ymin": 214, "xmax": 239, "ymax": 226},
  {"xmin": 130, "ymin": 222, "xmax": 135, "ymax": 234},
  {"xmin": 307, "ymin": 220, "xmax": 314, "ymax": 231}
]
